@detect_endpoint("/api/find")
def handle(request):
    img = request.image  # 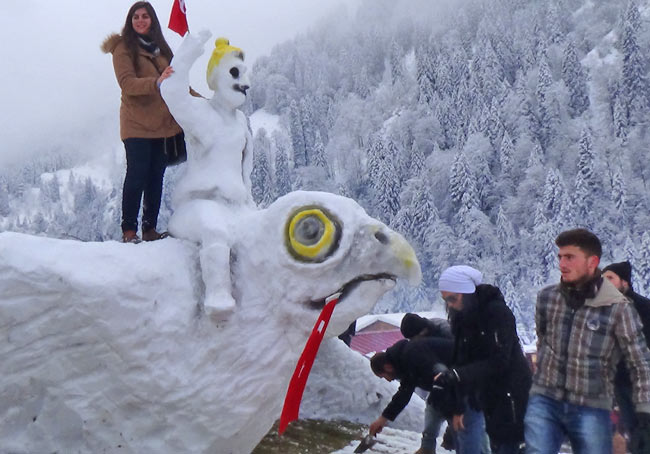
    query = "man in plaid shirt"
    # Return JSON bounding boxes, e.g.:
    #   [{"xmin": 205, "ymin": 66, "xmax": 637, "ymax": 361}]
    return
[{"xmin": 524, "ymin": 229, "xmax": 650, "ymax": 454}]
